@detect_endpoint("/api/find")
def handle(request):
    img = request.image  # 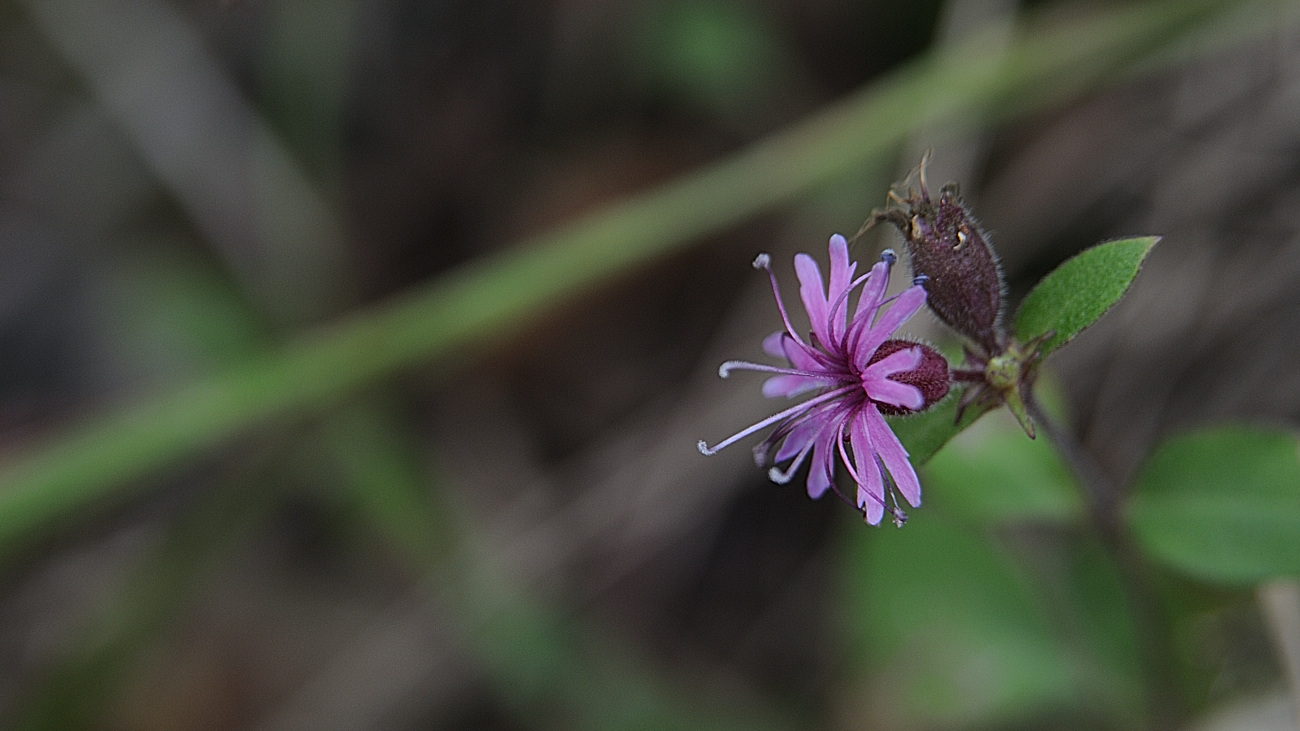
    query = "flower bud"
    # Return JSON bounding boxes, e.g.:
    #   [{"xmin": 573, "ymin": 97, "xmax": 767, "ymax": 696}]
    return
[
  {"xmin": 868, "ymin": 339, "xmax": 950, "ymax": 415},
  {"xmin": 878, "ymin": 183, "xmax": 1005, "ymax": 354}
]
